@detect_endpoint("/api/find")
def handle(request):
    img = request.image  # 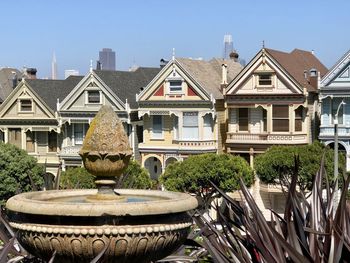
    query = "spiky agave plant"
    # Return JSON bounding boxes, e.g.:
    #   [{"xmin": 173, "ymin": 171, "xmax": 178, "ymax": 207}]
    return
[{"xmin": 178, "ymin": 156, "xmax": 350, "ymax": 263}]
